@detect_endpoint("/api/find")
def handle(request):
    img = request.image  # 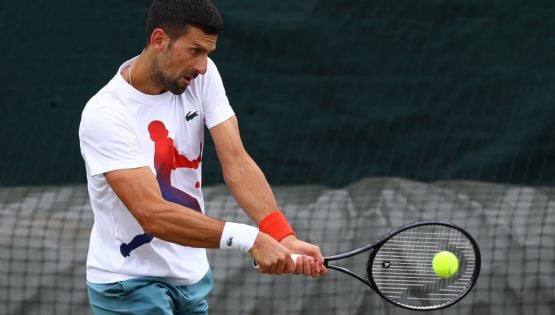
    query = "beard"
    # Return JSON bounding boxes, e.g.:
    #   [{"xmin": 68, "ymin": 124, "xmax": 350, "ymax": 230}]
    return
[
  {"xmin": 152, "ymin": 66, "xmax": 187, "ymax": 95},
  {"xmin": 152, "ymin": 56, "xmax": 195, "ymax": 95},
  {"xmin": 164, "ymin": 76, "xmax": 188, "ymax": 95}
]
